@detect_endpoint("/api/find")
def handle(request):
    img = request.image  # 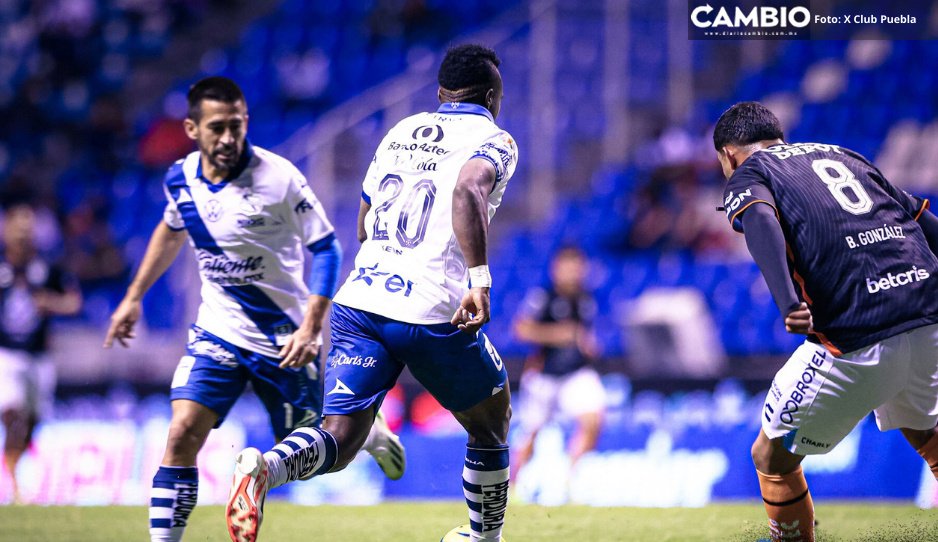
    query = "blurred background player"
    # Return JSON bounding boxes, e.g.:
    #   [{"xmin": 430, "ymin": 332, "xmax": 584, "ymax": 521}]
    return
[
  {"xmin": 226, "ymin": 44, "xmax": 517, "ymax": 542},
  {"xmin": 716, "ymin": 101, "xmax": 938, "ymax": 542},
  {"xmin": 104, "ymin": 76, "xmax": 402, "ymax": 542},
  {"xmin": 511, "ymin": 246, "xmax": 604, "ymax": 493},
  {"xmin": 0, "ymin": 198, "xmax": 82, "ymax": 505}
]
